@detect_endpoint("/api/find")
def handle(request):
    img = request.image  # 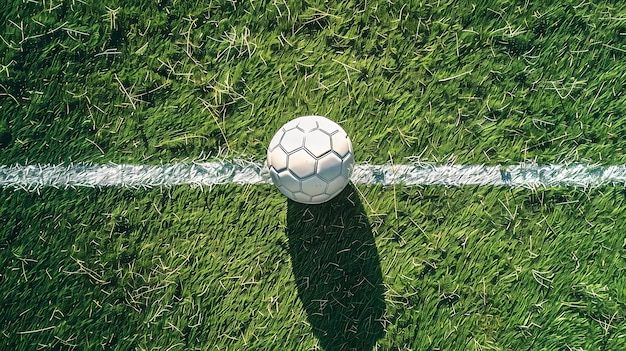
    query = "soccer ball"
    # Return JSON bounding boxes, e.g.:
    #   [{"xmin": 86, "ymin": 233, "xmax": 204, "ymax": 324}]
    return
[{"xmin": 267, "ymin": 115, "xmax": 354, "ymax": 204}]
